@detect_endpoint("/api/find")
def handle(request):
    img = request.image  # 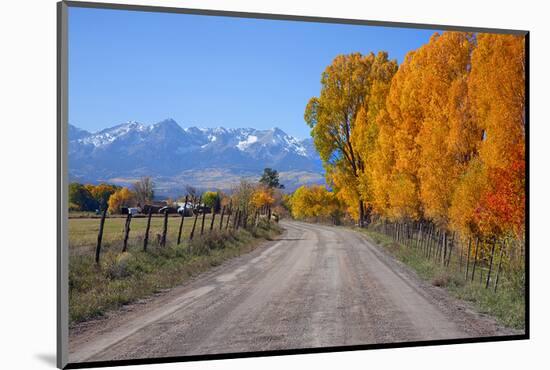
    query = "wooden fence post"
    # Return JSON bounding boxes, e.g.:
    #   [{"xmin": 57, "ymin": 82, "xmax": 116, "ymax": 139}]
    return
[
  {"xmin": 426, "ymin": 227, "xmax": 431, "ymax": 258},
  {"xmin": 210, "ymin": 208, "xmax": 216, "ymax": 231},
  {"xmin": 446, "ymin": 232, "xmax": 455, "ymax": 267},
  {"xmin": 190, "ymin": 212, "xmax": 199, "ymax": 240},
  {"xmin": 417, "ymin": 223, "xmax": 422, "ymax": 249},
  {"xmin": 441, "ymin": 231, "xmax": 447, "ymax": 265},
  {"xmin": 160, "ymin": 211, "xmax": 169, "ymax": 247},
  {"xmin": 429, "ymin": 229, "xmax": 436, "ymax": 260},
  {"xmin": 458, "ymin": 238, "xmax": 464, "ymax": 271},
  {"xmin": 143, "ymin": 207, "xmax": 152, "ymax": 251},
  {"xmin": 200, "ymin": 207, "xmax": 207, "ymax": 236},
  {"xmin": 439, "ymin": 232, "xmax": 445, "ymax": 263},
  {"xmin": 465, "ymin": 237, "xmax": 472, "ymax": 279},
  {"xmin": 219, "ymin": 206, "xmax": 225, "ymax": 230},
  {"xmin": 479, "ymin": 266, "xmax": 484, "ymax": 285},
  {"xmin": 471, "ymin": 237, "xmax": 480, "ymax": 282},
  {"xmin": 232, "ymin": 208, "xmax": 237, "ymax": 229},
  {"xmin": 189, "ymin": 196, "xmax": 201, "ymax": 240},
  {"xmin": 494, "ymin": 241, "xmax": 506, "ymax": 292},
  {"xmin": 427, "ymin": 225, "xmax": 434, "ymax": 258},
  {"xmin": 225, "ymin": 202, "xmax": 232, "ymax": 230},
  {"xmin": 122, "ymin": 213, "xmax": 132, "ymax": 252},
  {"xmin": 235, "ymin": 209, "xmax": 241, "ymax": 230},
  {"xmin": 177, "ymin": 195, "xmax": 188, "ymax": 245},
  {"xmin": 485, "ymin": 240, "xmax": 497, "ymax": 289},
  {"xmin": 95, "ymin": 207, "xmax": 108, "ymax": 264}
]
